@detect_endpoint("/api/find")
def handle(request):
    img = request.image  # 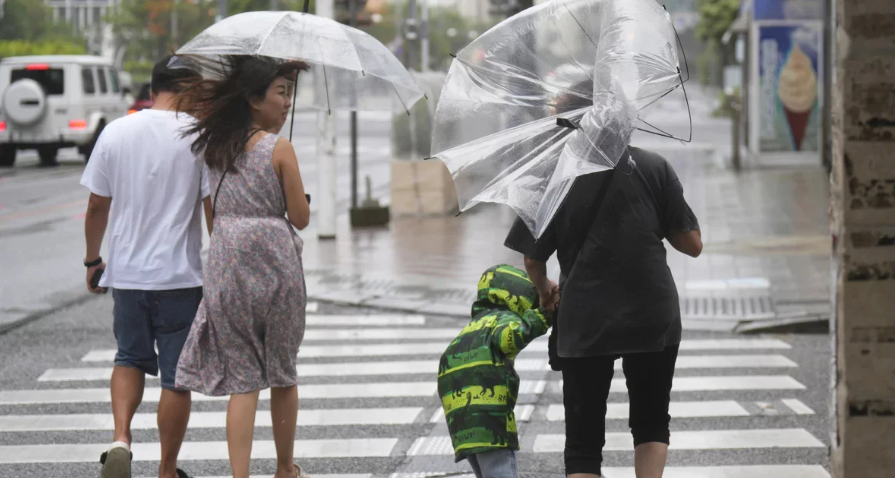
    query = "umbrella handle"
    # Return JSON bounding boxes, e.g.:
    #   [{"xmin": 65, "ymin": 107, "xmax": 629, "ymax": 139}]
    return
[{"xmin": 303, "ymin": 0, "xmax": 310, "ymax": 13}]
